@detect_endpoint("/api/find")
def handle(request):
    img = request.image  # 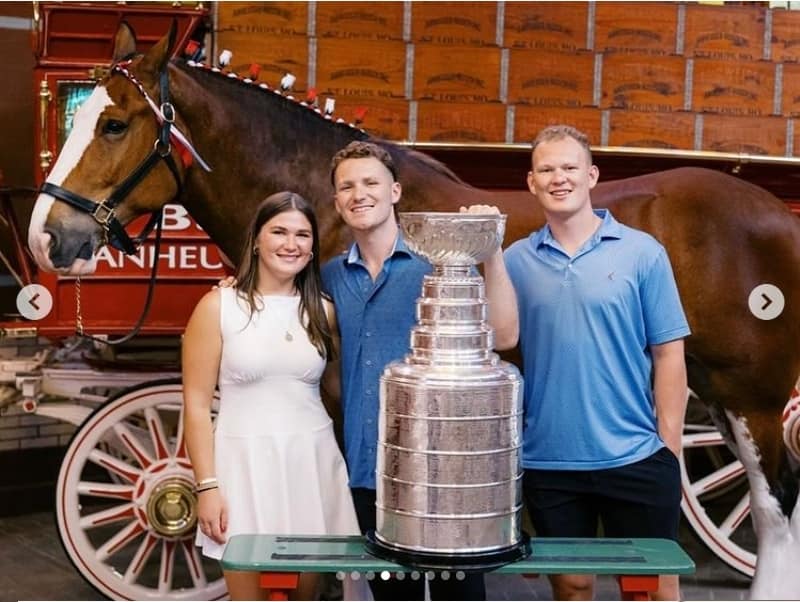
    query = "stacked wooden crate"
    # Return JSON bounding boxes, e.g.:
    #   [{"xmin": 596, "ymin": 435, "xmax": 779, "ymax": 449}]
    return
[{"xmin": 216, "ymin": 1, "xmax": 800, "ymax": 155}]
